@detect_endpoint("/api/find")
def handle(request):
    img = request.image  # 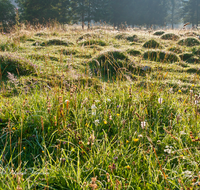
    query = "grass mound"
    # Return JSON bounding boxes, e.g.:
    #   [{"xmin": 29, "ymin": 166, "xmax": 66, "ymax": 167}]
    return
[
  {"xmin": 184, "ymin": 32, "xmax": 198, "ymax": 36},
  {"xmin": 179, "ymin": 53, "xmax": 193, "ymax": 61},
  {"xmin": 126, "ymin": 34, "xmax": 138, "ymax": 42},
  {"xmin": 161, "ymin": 33, "xmax": 180, "ymax": 40},
  {"xmin": 79, "ymin": 39, "xmax": 106, "ymax": 46},
  {"xmin": 178, "ymin": 37, "xmax": 200, "ymax": 46},
  {"xmin": 168, "ymin": 46, "xmax": 182, "ymax": 54},
  {"xmin": 88, "ymin": 50, "xmax": 130, "ymax": 78},
  {"xmin": 153, "ymin": 31, "xmax": 165, "ymax": 36},
  {"xmin": 143, "ymin": 50, "xmax": 179, "ymax": 62},
  {"xmin": 60, "ymin": 49, "xmax": 78, "ymax": 55},
  {"xmin": 143, "ymin": 39, "xmax": 161, "ymax": 48},
  {"xmin": 115, "ymin": 33, "xmax": 127, "ymax": 40},
  {"xmin": 77, "ymin": 33, "xmax": 97, "ymax": 41},
  {"xmin": 35, "ymin": 32, "xmax": 49, "ymax": 37},
  {"xmin": 115, "ymin": 33, "xmax": 138, "ymax": 42},
  {"xmin": 127, "ymin": 49, "xmax": 141, "ymax": 56},
  {"xmin": 0, "ymin": 53, "xmax": 36, "ymax": 80},
  {"xmin": 33, "ymin": 39, "xmax": 71, "ymax": 46}
]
